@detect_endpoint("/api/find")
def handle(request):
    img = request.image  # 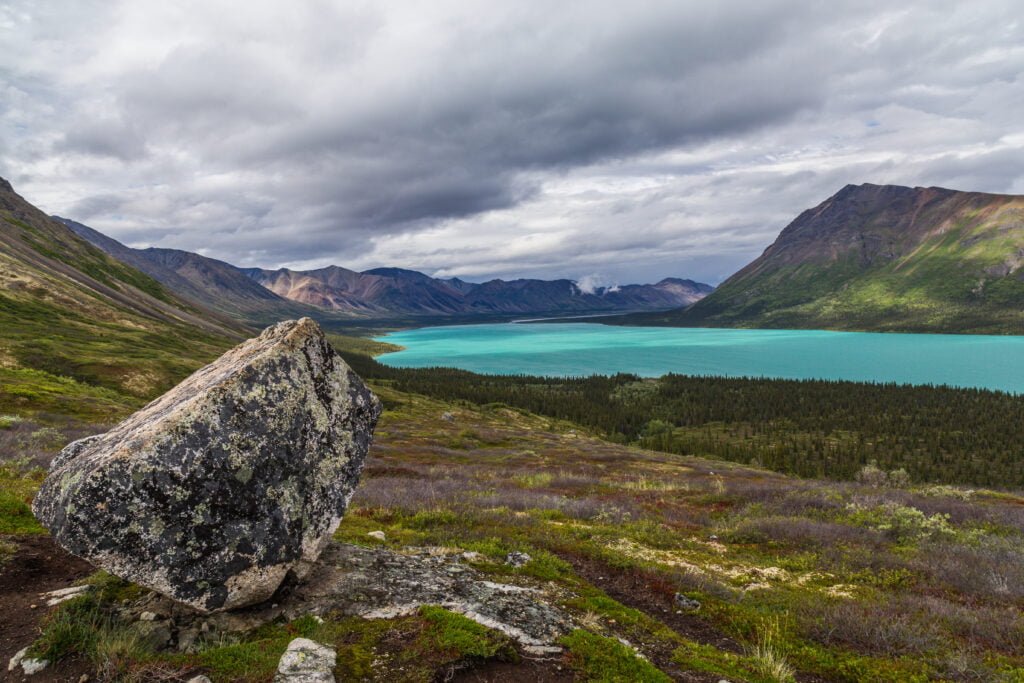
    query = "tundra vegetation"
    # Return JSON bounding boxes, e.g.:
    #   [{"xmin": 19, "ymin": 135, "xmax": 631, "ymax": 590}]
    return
[{"xmin": 1, "ymin": 335, "xmax": 1022, "ymax": 681}]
